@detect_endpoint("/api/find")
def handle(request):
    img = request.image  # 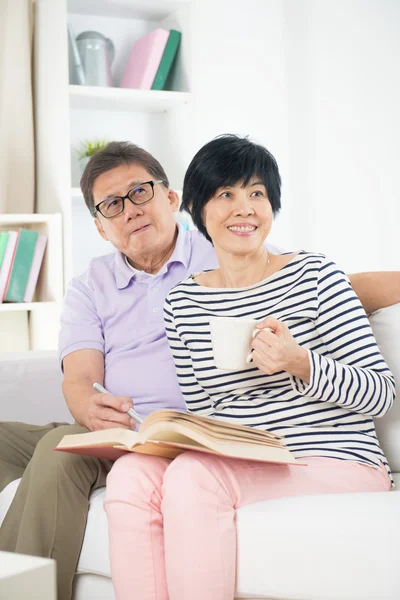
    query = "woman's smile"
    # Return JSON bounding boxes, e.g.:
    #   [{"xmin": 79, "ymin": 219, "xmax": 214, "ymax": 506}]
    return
[{"xmin": 226, "ymin": 222, "xmax": 258, "ymax": 236}]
